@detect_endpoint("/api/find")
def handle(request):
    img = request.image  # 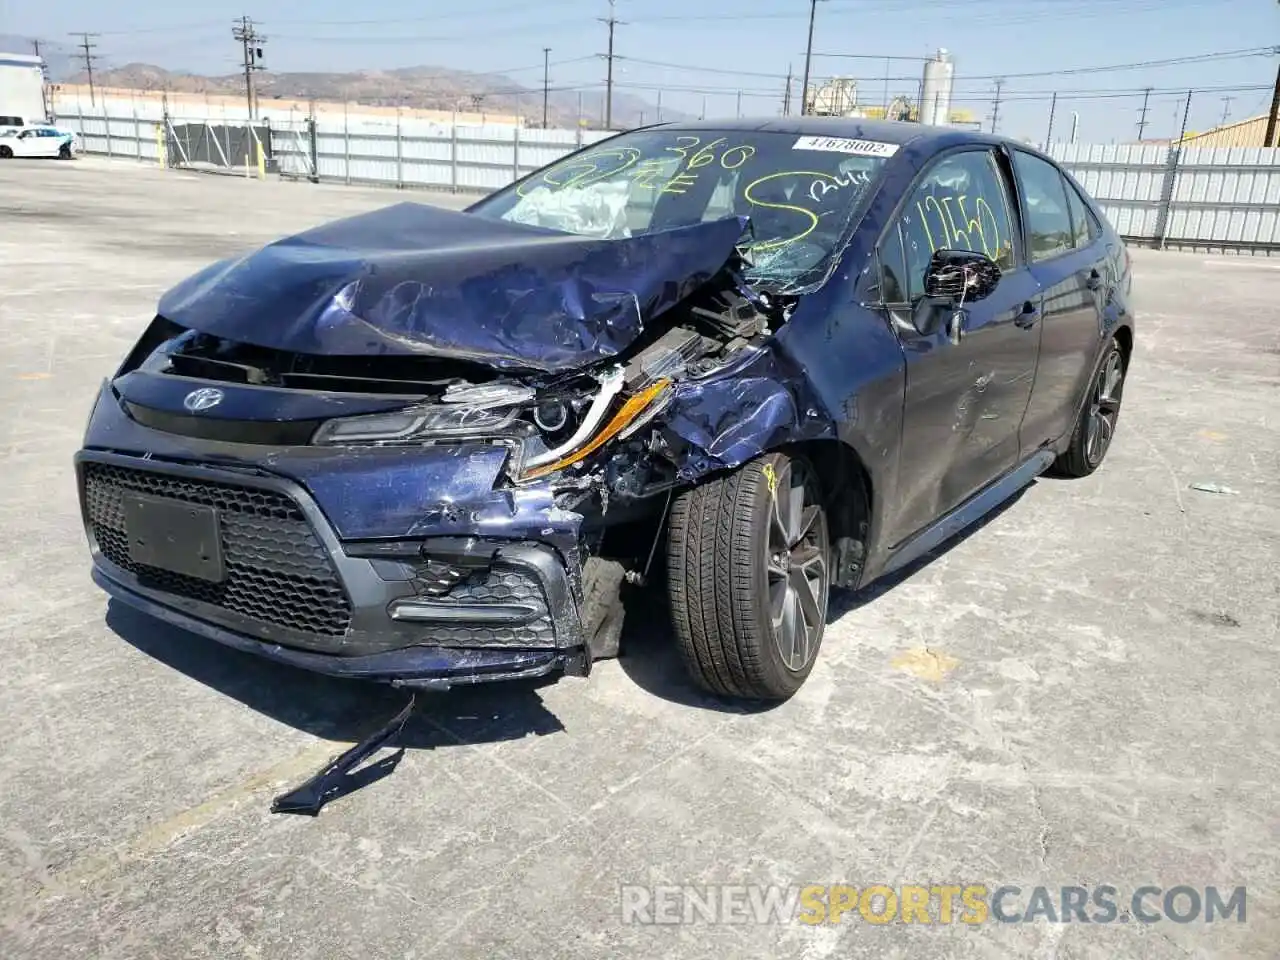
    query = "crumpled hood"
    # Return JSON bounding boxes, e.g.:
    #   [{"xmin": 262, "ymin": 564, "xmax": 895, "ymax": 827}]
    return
[{"xmin": 157, "ymin": 202, "xmax": 748, "ymax": 374}]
